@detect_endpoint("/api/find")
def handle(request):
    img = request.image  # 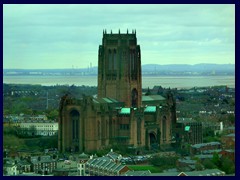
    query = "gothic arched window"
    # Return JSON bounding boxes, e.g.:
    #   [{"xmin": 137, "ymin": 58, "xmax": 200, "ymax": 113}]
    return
[
  {"xmin": 162, "ymin": 116, "xmax": 167, "ymax": 141},
  {"xmin": 113, "ymin": 49, "xmax": 117, "ymax": 70},
  {"xmin": 98, "ymin": 121, "xmax": 101, "ymax": 139},
  {"xmin": 131, "ymin": 88, "xmax": 138, "ymax": 107}
]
